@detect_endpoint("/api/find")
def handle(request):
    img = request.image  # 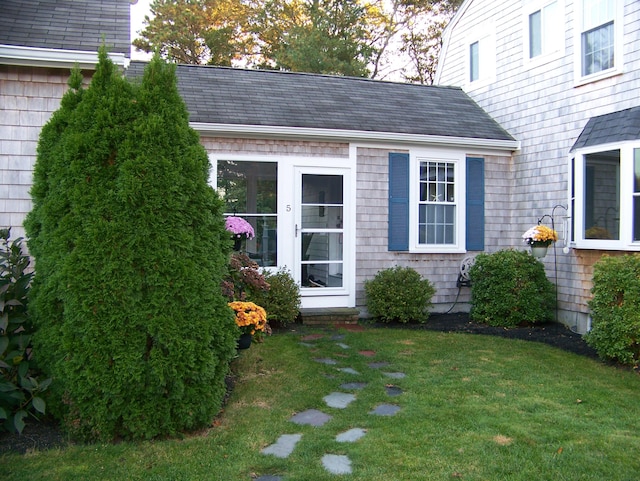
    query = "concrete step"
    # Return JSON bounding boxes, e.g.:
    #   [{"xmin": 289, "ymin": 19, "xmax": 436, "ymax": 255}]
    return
[{"xmin": 299, "ymin": 307, "xmax": 360, "ymax": 325}]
